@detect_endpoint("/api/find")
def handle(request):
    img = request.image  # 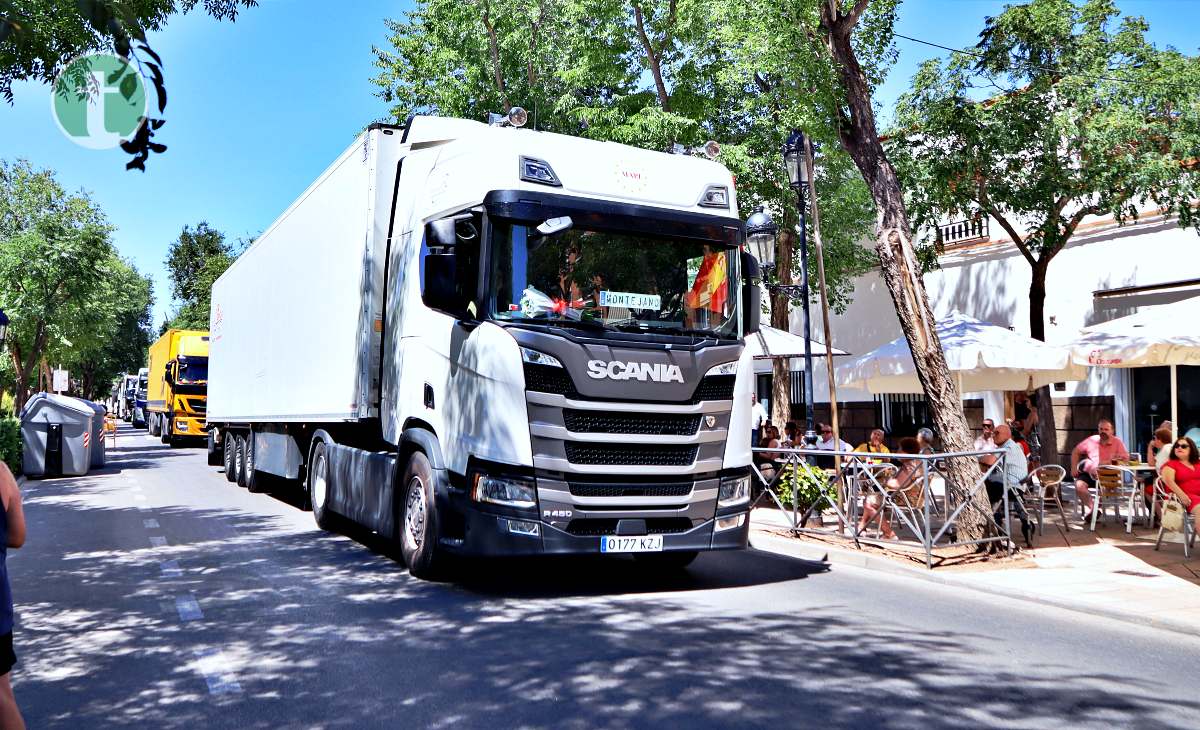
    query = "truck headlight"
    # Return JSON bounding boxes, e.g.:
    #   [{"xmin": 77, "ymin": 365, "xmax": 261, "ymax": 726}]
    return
[
  {"xmin": 704, "ymin": 360, "xmax": 738, "ymax": 377},
  {"xmin": 718, "ymin": 474, "xmax": 751, "ymax": 507},
  {"xmin": 472, "ymin": 474, "xmax": 537, "ymax": 510},
  {"xmin": 176, "ymin": 420, "xmax": 189, "ymax": 431}
]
